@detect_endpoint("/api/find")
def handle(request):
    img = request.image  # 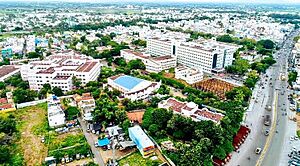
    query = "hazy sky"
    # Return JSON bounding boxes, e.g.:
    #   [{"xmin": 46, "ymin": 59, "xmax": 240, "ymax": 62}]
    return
[{"xmin": 2, "ymin": 0, "xmax": 300, "ymax": 4}]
